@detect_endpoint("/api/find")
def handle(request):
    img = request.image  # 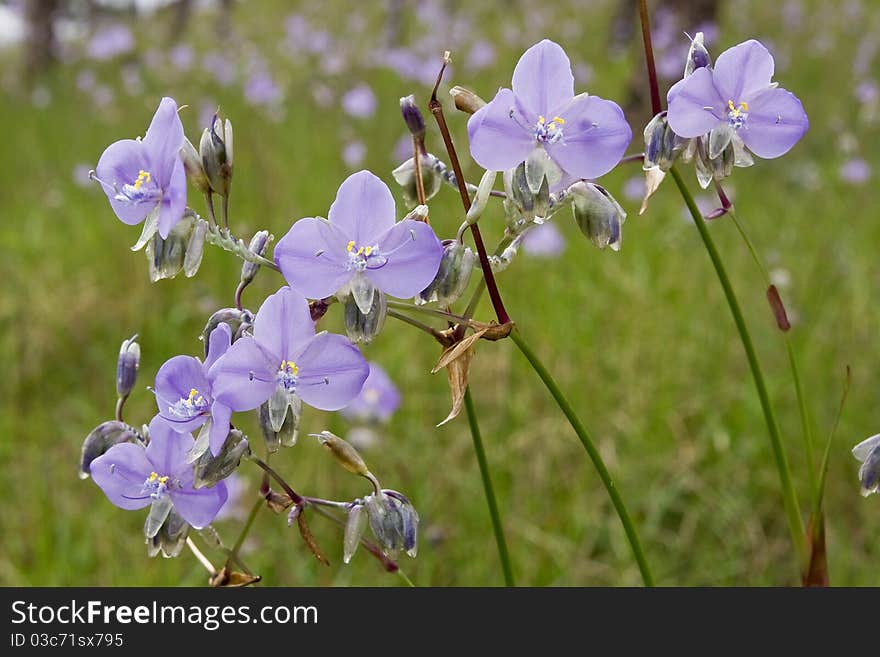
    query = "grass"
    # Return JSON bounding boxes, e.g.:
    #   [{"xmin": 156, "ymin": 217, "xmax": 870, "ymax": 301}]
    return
[{"xmin": 1, "ymin": 0, "xmax": 879, "ymax": 586}]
